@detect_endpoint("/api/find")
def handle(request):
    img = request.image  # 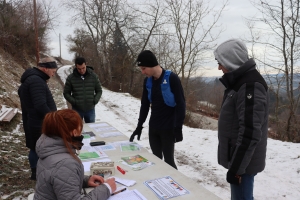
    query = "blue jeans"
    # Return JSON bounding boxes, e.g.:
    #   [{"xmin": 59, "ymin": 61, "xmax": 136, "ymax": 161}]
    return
[
  {"xmin": 230, "ymin": 173, "xmax": 256, "ymax": 200},
  {"xmin": 73, "ymin": 108, "xmax": 95, "ymax": 123},
  {"xmin": 28, "ymin": 149, "xmax": 39, "ymax": 169}
]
